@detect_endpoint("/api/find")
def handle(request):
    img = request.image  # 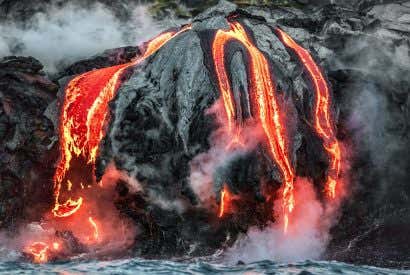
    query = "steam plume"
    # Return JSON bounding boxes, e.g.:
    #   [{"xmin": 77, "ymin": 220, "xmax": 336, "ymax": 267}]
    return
[{"xmin": 0, "ymin": 3, "xmax": 163, "ymax": 73}]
